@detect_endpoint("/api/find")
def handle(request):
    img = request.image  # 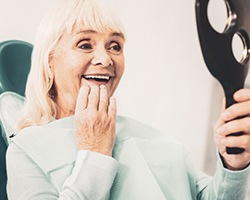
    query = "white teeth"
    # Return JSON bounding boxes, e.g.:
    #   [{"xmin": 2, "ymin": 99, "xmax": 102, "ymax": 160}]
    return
[{"xmin": 84, "ymin": 75, "xmax": 110, "ymax": 80}]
